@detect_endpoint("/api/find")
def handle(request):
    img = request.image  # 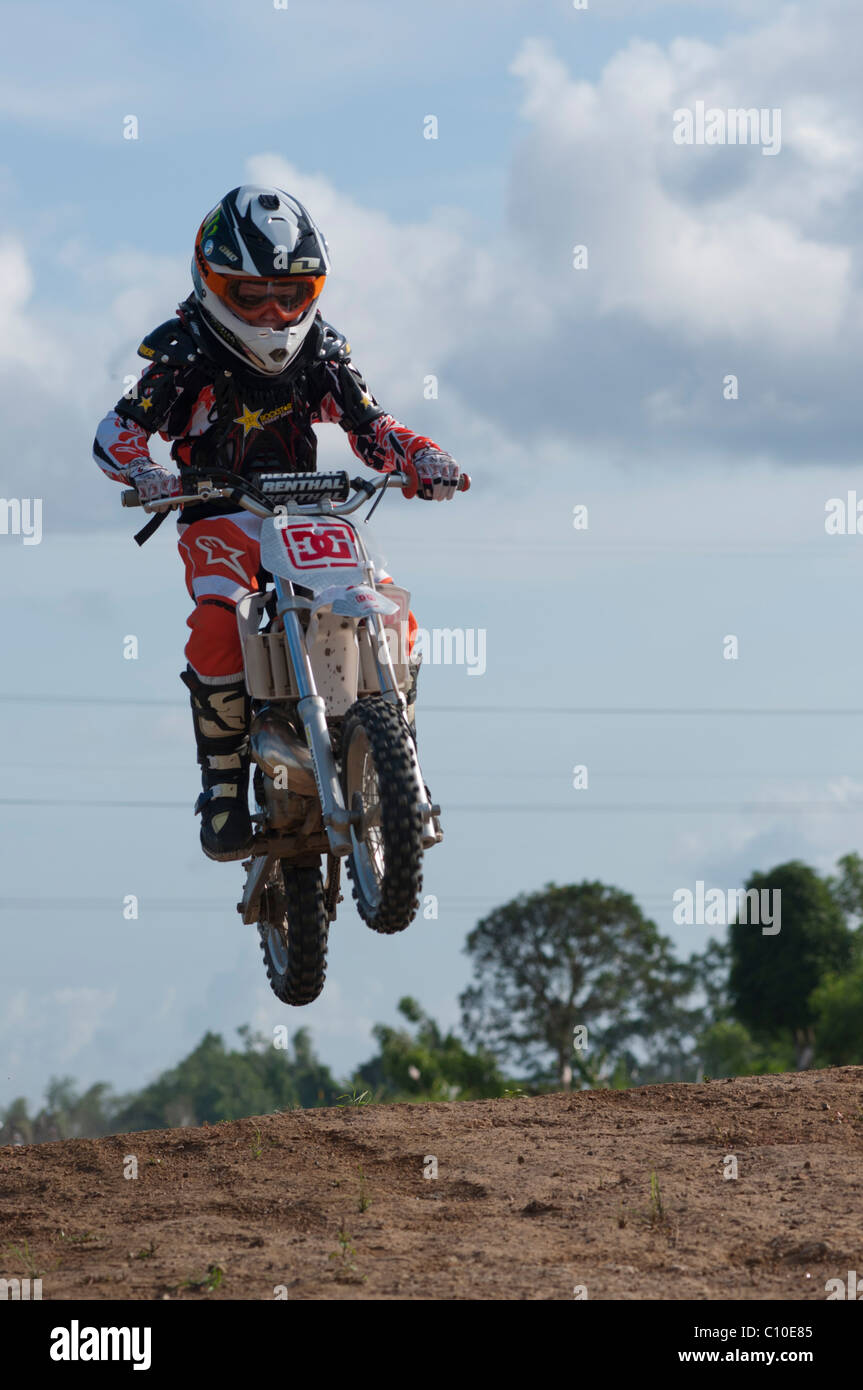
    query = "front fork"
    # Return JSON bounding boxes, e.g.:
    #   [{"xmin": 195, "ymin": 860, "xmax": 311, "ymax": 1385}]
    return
[
  {"xmin": 239, "ymin": 574, "xmax": 442, "ymax": 922},
  {"xmin": 280, "ymin": 574, "xmax": 440, "ymax": 849},
  {"xmin": 274, "ymin": 575, "xmax": 354, "ymax": 857}
]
